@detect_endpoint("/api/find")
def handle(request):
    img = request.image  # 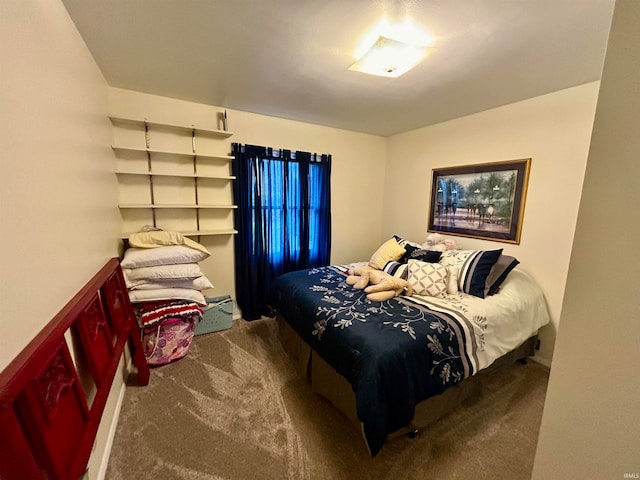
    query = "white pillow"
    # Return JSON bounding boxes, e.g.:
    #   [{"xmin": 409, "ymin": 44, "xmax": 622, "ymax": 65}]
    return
[
  {"xmin": 128, "ymin": 288, "xmax": 207, "ymax": 306},
  {"xmin": 439, "ymin": 249, "xmax": 475, "ymax": 274},
  {"xmin": 129, "ymin": 288, "xmax": 207, "ymax": 306},
  {"xmin": 407, "ymin": 260, "xmax": 448, "ymax": 298},
  {"xmin": 126, "ymin": 275, "xmax": 214, "ymax": 291},
  {"xmin": 123, "ymin": 263, "xmax": 203, "ymax": 282},
  {"xmin": 121, "ymin": 245, "xmax": 209, "ymax": 268},
  {"xmin": 128, "ymin": 230, "xmax": 210, "ymax": 255},
  {"xmin": 446, "ymin": 267, "xmax": 458, "ymax": 295}
]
